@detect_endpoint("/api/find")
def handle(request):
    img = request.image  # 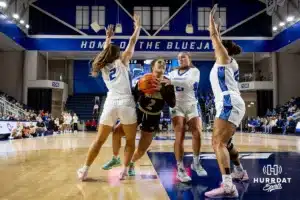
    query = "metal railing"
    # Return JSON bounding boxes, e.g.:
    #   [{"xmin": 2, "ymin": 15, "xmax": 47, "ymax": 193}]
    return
[
  {"xmin": 240, "ymin": 72, "xmax": 273, "ymax": 82},
  {"xmin": 0, "ymin": 97, "xmax": 27, "ymax": 119}
]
